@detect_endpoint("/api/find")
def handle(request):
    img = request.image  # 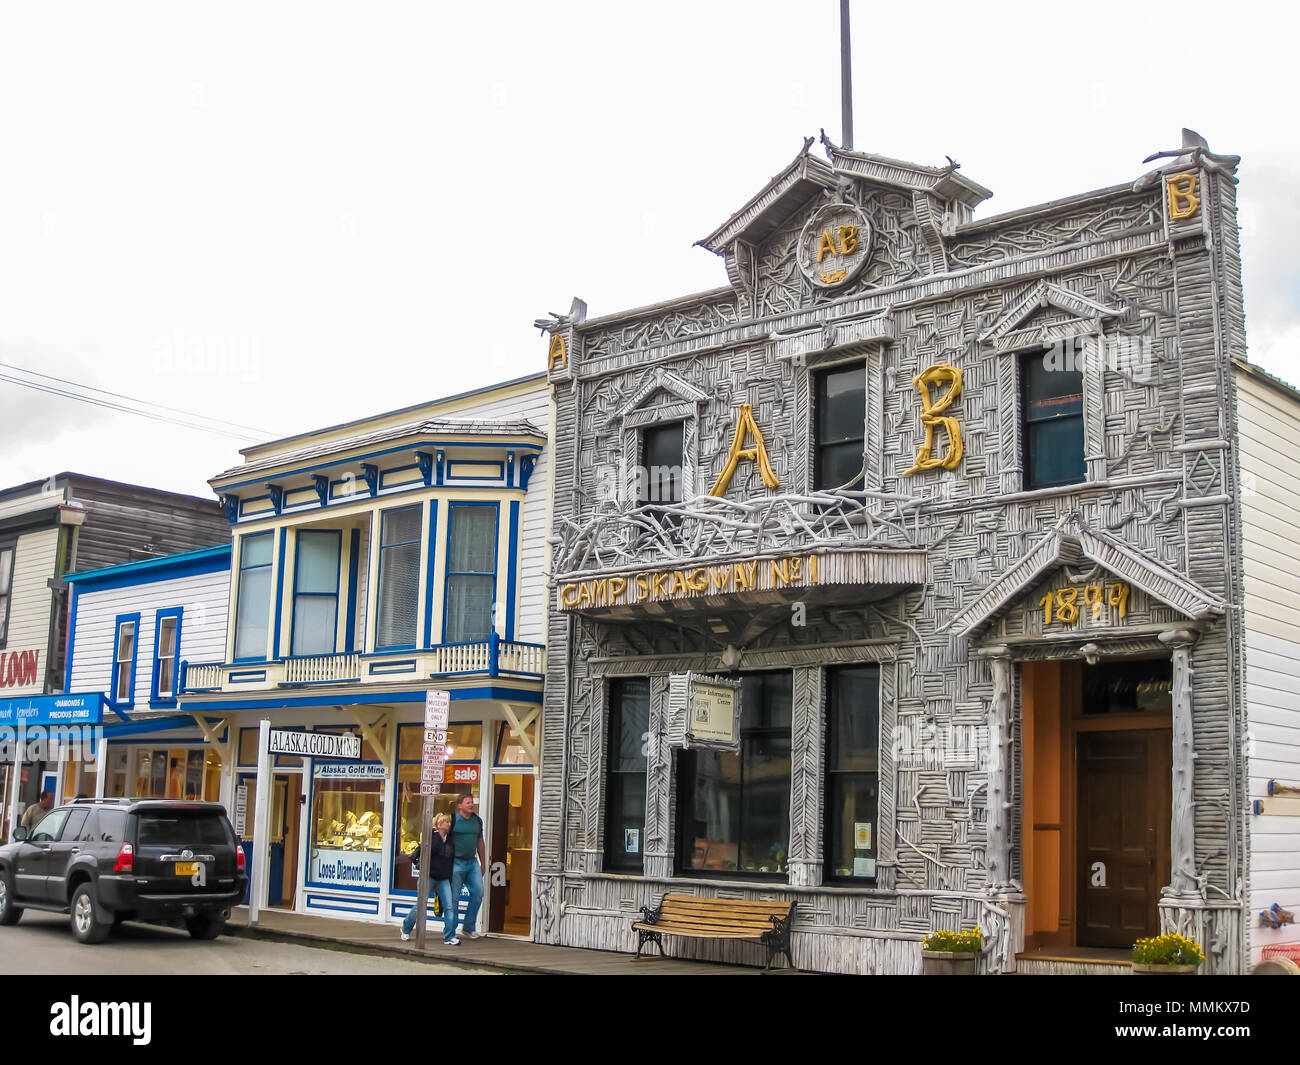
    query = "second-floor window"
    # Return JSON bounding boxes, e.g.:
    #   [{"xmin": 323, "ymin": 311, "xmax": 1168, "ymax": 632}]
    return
[
  {"xmin": 113, "ymin": 616, "xmax": 138, "ymax": 705},
  {"xmin": 1022, "ymin": 351, "xmax": 1086, "ymax": 490},
  {"xmin": 0, "ymin": 544, "xmax": 13, "ymax": 645},
  {"xmin": 639, "ymin": 423, "xmax": 684, "ymax": 507},
  {"xmin": 234, "ymin": 533, "xmax": 274, "ymax": 660},
  {"xmin": 814, "ymin": 362, "xmax": 866, "ymax": 491},
  {"xmin": 292, "ymin": 530, "xmax": 341, "ymax": 656},
  {"xmin": 444, "ymin": 503, "xmax": 496, "ymax": 644},
  {"xmin": 376, "ymin": 506, "xmax": 422, "ymax": 650},
  {"xmin": 153, "ymin": 612, "xmax": 181, "ymax": 701}
]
